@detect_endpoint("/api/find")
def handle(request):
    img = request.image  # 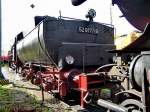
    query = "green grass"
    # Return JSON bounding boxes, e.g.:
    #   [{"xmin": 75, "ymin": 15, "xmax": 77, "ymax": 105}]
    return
[
  {"xmin": 0, "ymin": 62, "xmax": 8, "ymax": 67},
  {"xmin": 0, "ymin": 85, "xmax": 12, "ymax": 101},
  {"xmin": 0, "ymin": 85, "xmax": 53, "ymax": 112}
]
